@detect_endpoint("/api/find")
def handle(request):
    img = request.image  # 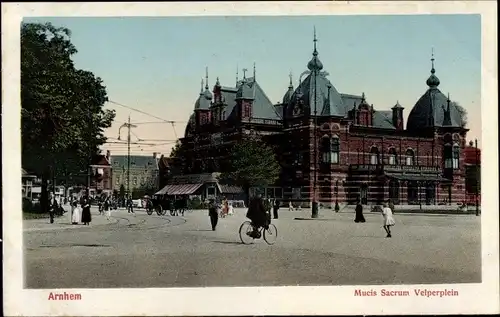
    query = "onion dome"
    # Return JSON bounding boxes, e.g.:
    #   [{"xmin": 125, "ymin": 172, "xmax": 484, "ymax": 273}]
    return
[
  {"xmin": 426, "ymin": 54, "xmax": 440, "ymax": 88},
  {"xmin": 307, "ymin": 28, "xmax": 323, "ymax": 71},
  {"xmin": 203, "ymin": 67, "xmax": 213, "ymax": 100}
]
